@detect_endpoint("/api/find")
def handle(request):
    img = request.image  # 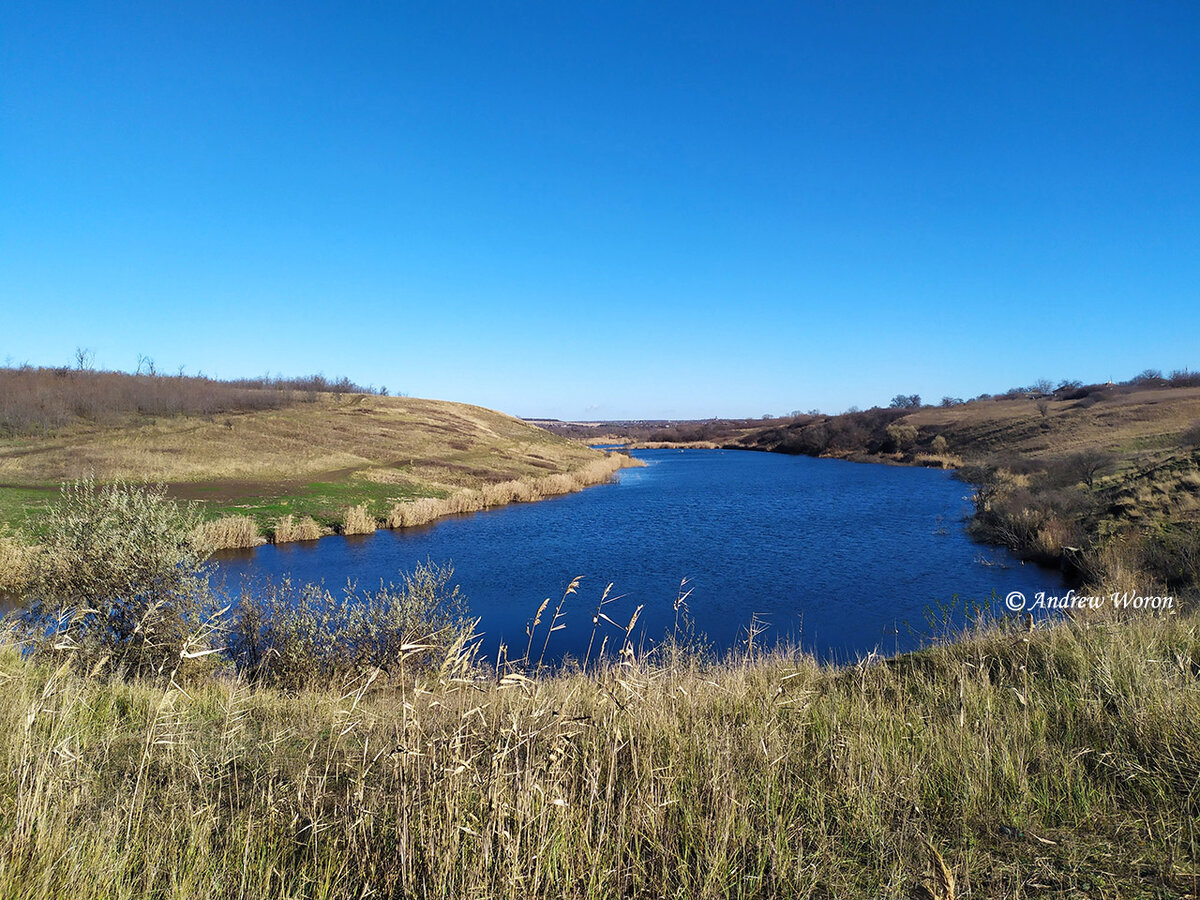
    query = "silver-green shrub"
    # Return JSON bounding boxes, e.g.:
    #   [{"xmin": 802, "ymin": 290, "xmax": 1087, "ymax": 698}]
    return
[{"xmin": 10, "ymin": 478, "xmax": 218, "ymax": 677}]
